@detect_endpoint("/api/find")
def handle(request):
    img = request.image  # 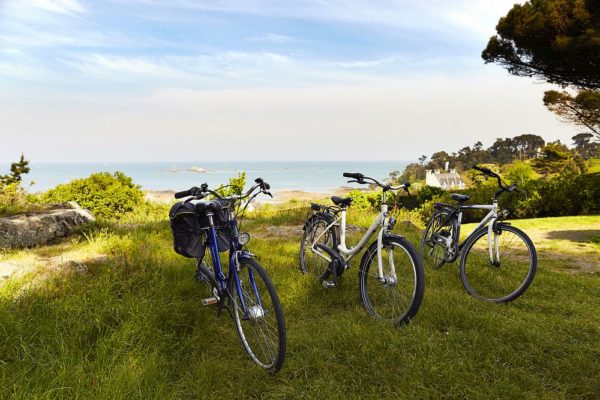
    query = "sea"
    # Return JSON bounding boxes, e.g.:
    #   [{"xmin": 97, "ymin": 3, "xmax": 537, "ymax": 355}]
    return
[{"xmin": 12, "ymin": 161, "xmax": 409, "ymax": 193}]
